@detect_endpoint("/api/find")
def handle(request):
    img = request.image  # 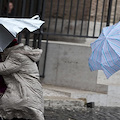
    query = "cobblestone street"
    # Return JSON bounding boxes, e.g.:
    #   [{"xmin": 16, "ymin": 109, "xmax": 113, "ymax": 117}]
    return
[
  {"xmin": 0, "ymin": 0, "xmax": 120, "ymax": 120},
  {"xmin": 44, "ymin": 107, "xmax": 120, "ymax": 120}
]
